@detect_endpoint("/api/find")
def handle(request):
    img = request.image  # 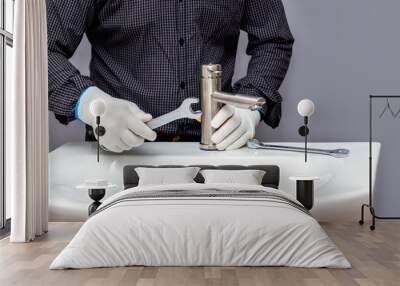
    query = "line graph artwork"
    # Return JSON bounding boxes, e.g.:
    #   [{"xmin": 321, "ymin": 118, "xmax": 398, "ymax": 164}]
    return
[{"xmin": 378, "ymin": 98, "xmax": 400, "ymax": 119}]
